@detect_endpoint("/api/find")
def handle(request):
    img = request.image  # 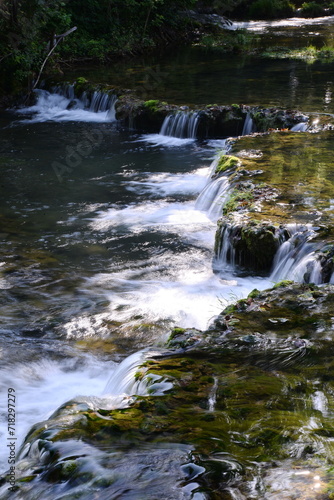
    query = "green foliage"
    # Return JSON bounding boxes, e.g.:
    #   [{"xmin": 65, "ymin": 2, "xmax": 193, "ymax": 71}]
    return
[
  {"xmin": 248, "ymin": 0, "xmax": 294, "ymax": 19},
  {"xmin": 300, "ymin": 1, "xmax": 326, "ymax": 16},
  {"xmin": 197, "ymin": 29, "xmax": 256, "ymax": 53},
  {"xmin": 0, "ymin": 0, "xmax": 71, "ymax": 92},
  {"xmin": 0, "ymin": 0, "xmax": 198, "ymax": 94}
]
